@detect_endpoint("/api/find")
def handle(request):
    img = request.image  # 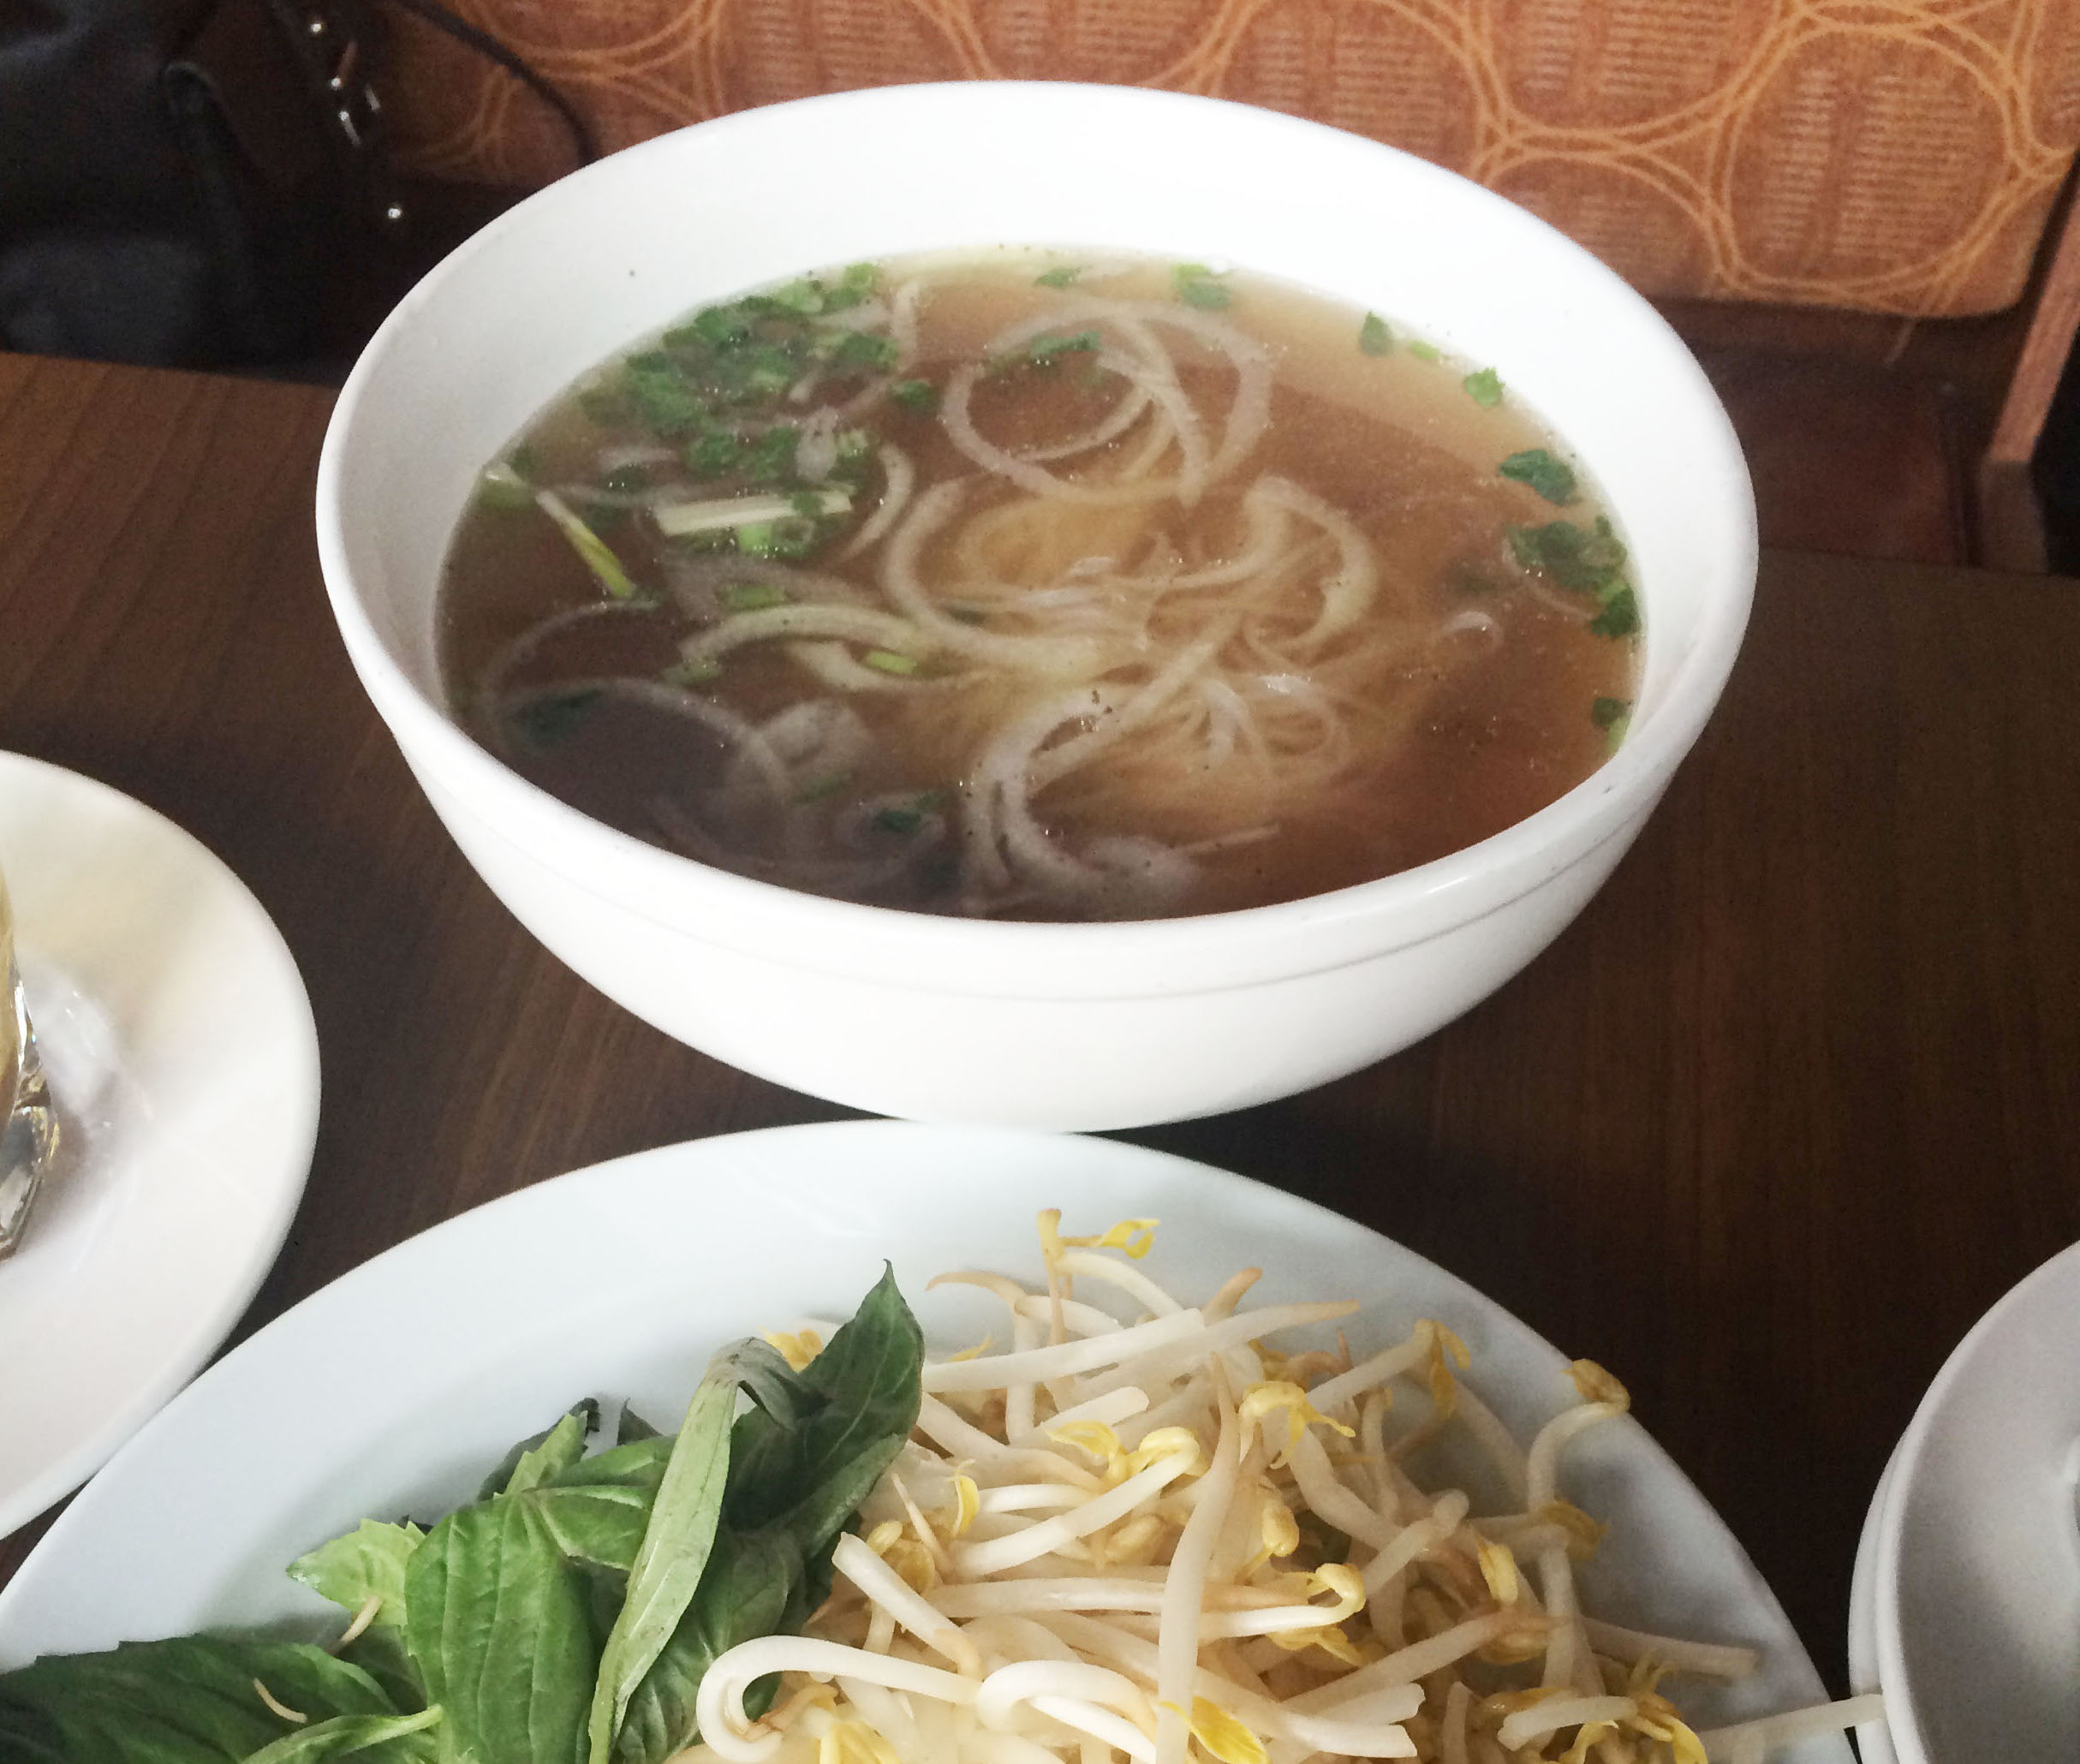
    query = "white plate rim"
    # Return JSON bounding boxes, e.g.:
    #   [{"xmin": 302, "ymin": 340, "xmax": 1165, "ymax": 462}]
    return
[
  {"xmin": 0, "ymin": 749, "xmax": 320, "ymax": 1535},
  {"xmin": 0, "ymin": 1121, "xmax": 1844, "ymax": 1756}
]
